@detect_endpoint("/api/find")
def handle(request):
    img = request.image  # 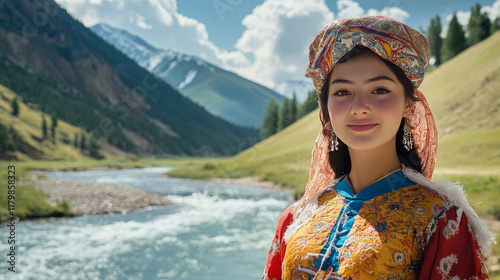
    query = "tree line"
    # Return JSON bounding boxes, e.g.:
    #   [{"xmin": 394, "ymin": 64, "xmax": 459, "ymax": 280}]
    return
[
  {"xmin": 261, "ymin": 90, "xmax": 318, "ymax": 139},
  {"xmin": 427, "ymin": 3, "xmax": 500, "ymax": 67},
  {"xmin": 0, "ymin": 96, "xmax": 102, "ymax": 159}
]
